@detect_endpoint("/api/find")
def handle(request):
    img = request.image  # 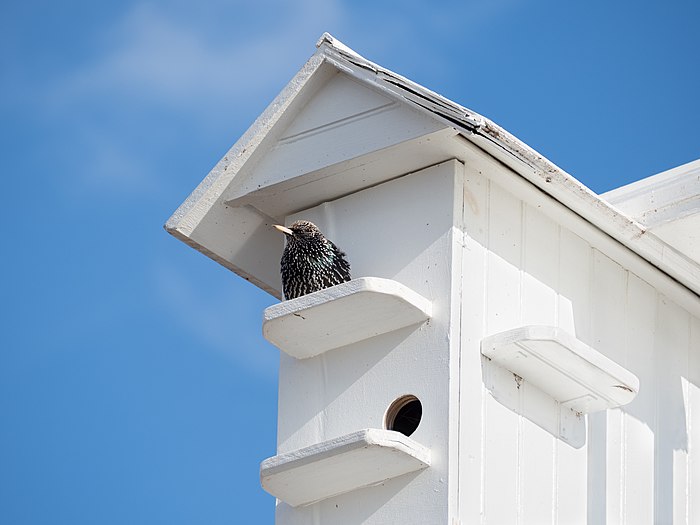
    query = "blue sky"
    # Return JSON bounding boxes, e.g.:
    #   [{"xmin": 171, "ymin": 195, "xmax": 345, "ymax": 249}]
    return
[{"xmin": 2, "ymin": 1, "xmax": 699, "ymax": 523}]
